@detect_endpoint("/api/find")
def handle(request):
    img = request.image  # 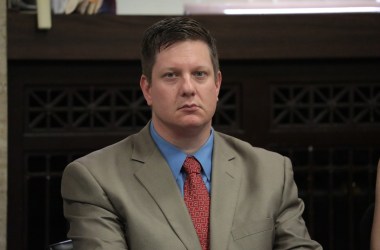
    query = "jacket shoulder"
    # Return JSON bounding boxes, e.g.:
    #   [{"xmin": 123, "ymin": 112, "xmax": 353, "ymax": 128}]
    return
[
  {"xmin": 215, "ymin": 131, "xmax": 284, "ymax": 161},
  {"xmin": 75, "ymin": 136, "xmax": 134, "ymax": 166}
]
